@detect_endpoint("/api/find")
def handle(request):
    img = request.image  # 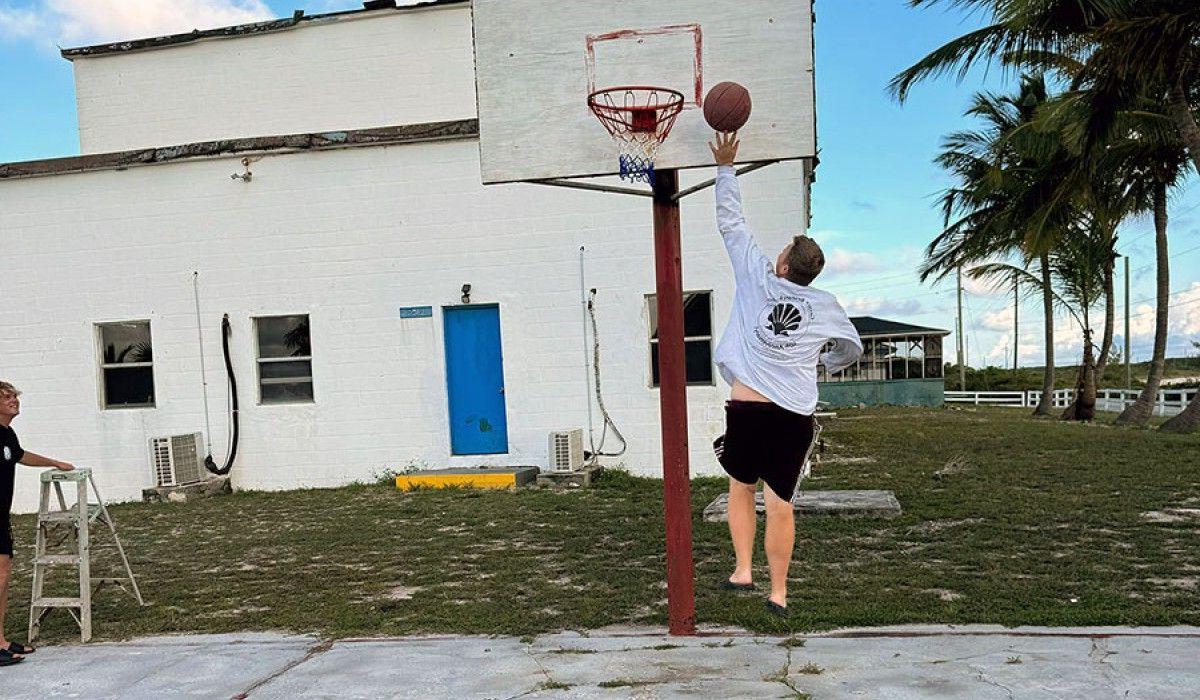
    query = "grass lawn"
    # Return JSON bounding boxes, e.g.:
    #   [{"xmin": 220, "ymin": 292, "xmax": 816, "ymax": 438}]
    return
[{"xmin": 9, "ymin": 406, "xmax": 1200, "ymax": 642}]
